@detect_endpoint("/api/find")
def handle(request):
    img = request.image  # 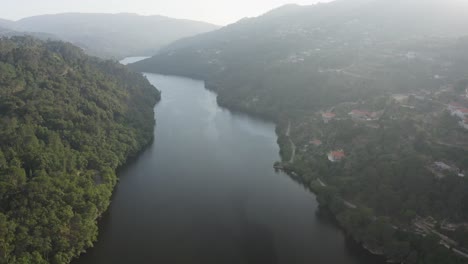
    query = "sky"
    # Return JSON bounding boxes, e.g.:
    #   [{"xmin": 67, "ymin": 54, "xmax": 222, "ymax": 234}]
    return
[{"xmin": 0, "ymin": 0, "xmax": 331, "ymax": 25}]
